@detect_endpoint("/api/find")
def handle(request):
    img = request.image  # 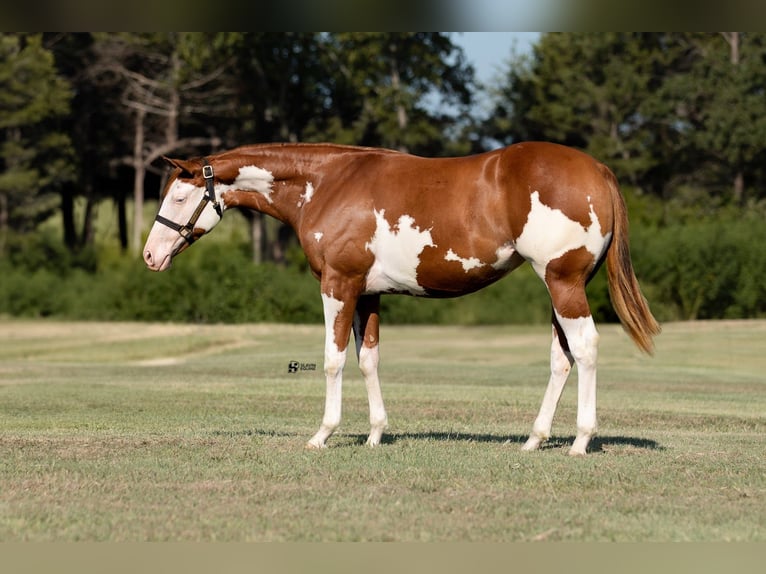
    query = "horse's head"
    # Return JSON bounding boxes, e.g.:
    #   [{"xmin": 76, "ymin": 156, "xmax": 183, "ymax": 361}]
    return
[{"xmin": 143, "ymin": 156, "xmax": 225, "ymax": 271}]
